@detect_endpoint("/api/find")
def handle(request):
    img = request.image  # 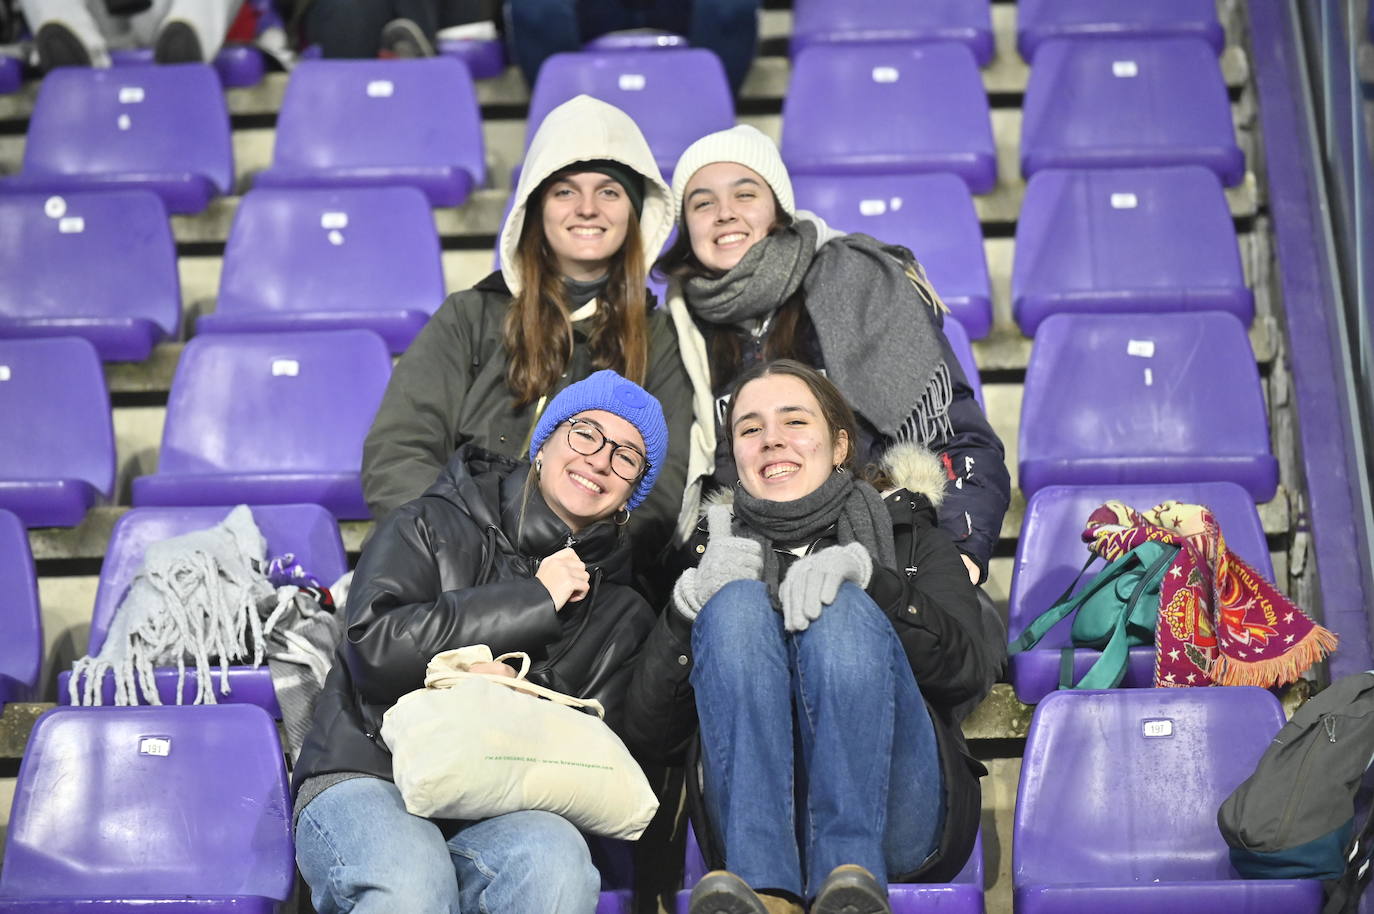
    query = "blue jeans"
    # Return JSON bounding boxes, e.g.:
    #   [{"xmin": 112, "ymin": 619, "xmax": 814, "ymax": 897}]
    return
[
  {"xmin": 690, "ymin": 580, "xmax": 944, "ymax": 899},
  {"xmin": 295, "ymin": 777, "xmax": 601, "ymax": 913}
]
